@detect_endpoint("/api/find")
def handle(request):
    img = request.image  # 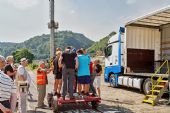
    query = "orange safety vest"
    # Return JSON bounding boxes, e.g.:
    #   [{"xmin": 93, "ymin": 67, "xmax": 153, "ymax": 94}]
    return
[{"xmin": 37, "ymin": 69, "xmax": 47, "ymax": 85}]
